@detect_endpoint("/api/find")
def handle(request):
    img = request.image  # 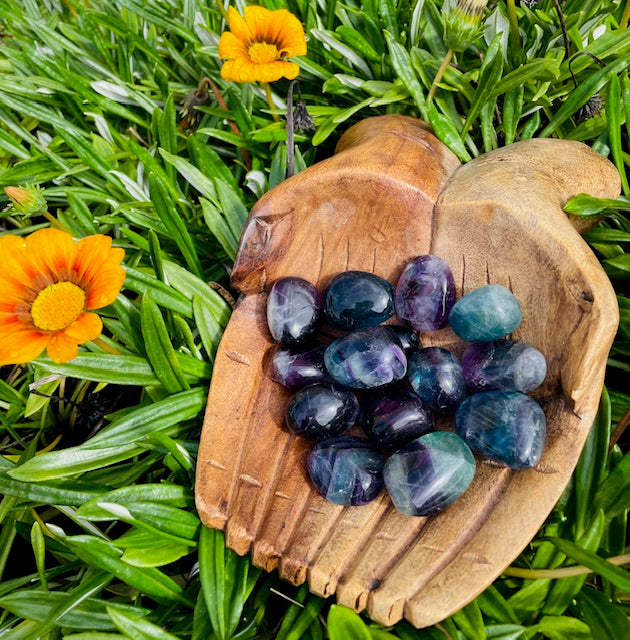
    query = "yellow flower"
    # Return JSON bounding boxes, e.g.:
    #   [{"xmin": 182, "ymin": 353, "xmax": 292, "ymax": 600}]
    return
[
  {"xmin": 218, "ymin": 6, "xmax": 307, "ymax": 83},
  {"xmin": 0, "ymin": 228, "xmax": 125, "ymax": 365}
]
